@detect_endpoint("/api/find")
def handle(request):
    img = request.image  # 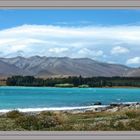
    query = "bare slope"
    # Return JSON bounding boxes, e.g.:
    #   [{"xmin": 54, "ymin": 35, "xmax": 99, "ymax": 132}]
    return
[{"xmin": 0, "ymin": 56, "xmax": 135, "ymax": 77}]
